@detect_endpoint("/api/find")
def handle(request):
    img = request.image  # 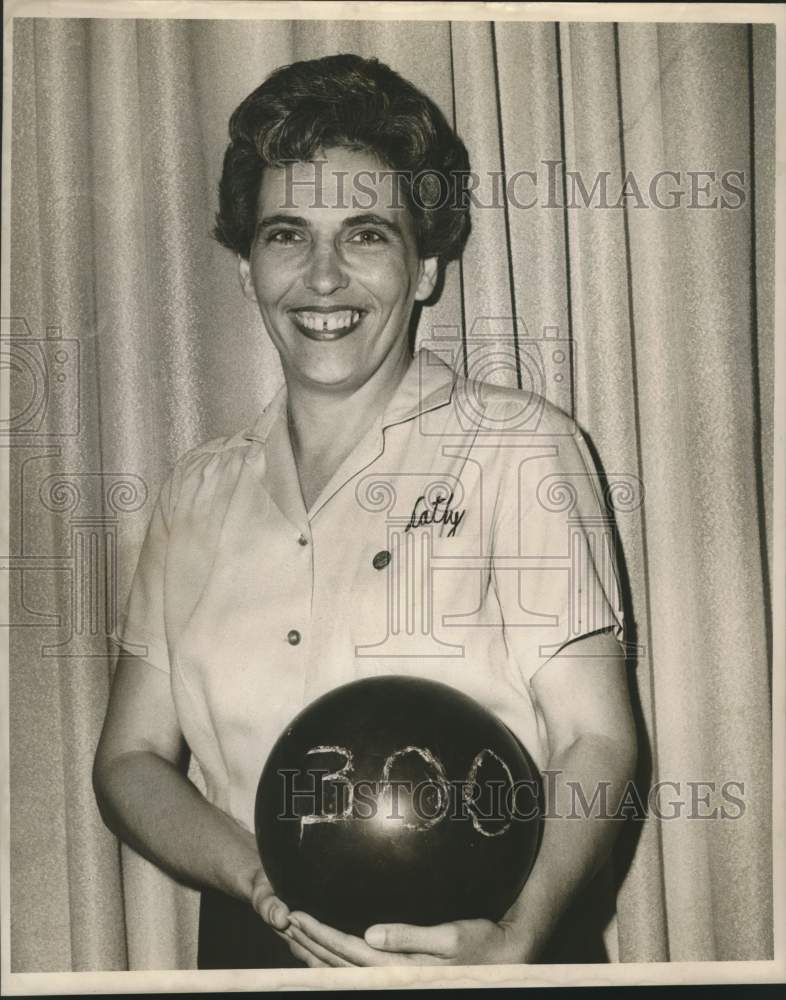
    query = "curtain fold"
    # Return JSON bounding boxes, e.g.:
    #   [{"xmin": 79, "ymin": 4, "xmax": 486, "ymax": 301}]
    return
[{"xmin": 7, "ymin": 15, "xmax": 774, "ymax": 971}]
